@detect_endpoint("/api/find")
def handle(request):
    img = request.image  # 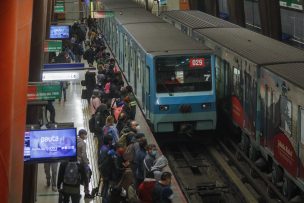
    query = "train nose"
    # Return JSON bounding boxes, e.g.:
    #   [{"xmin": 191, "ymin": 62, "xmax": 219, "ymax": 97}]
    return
[{"xmin": 179, "ymin": 104, "xmax": 192, "ymax": 113}]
